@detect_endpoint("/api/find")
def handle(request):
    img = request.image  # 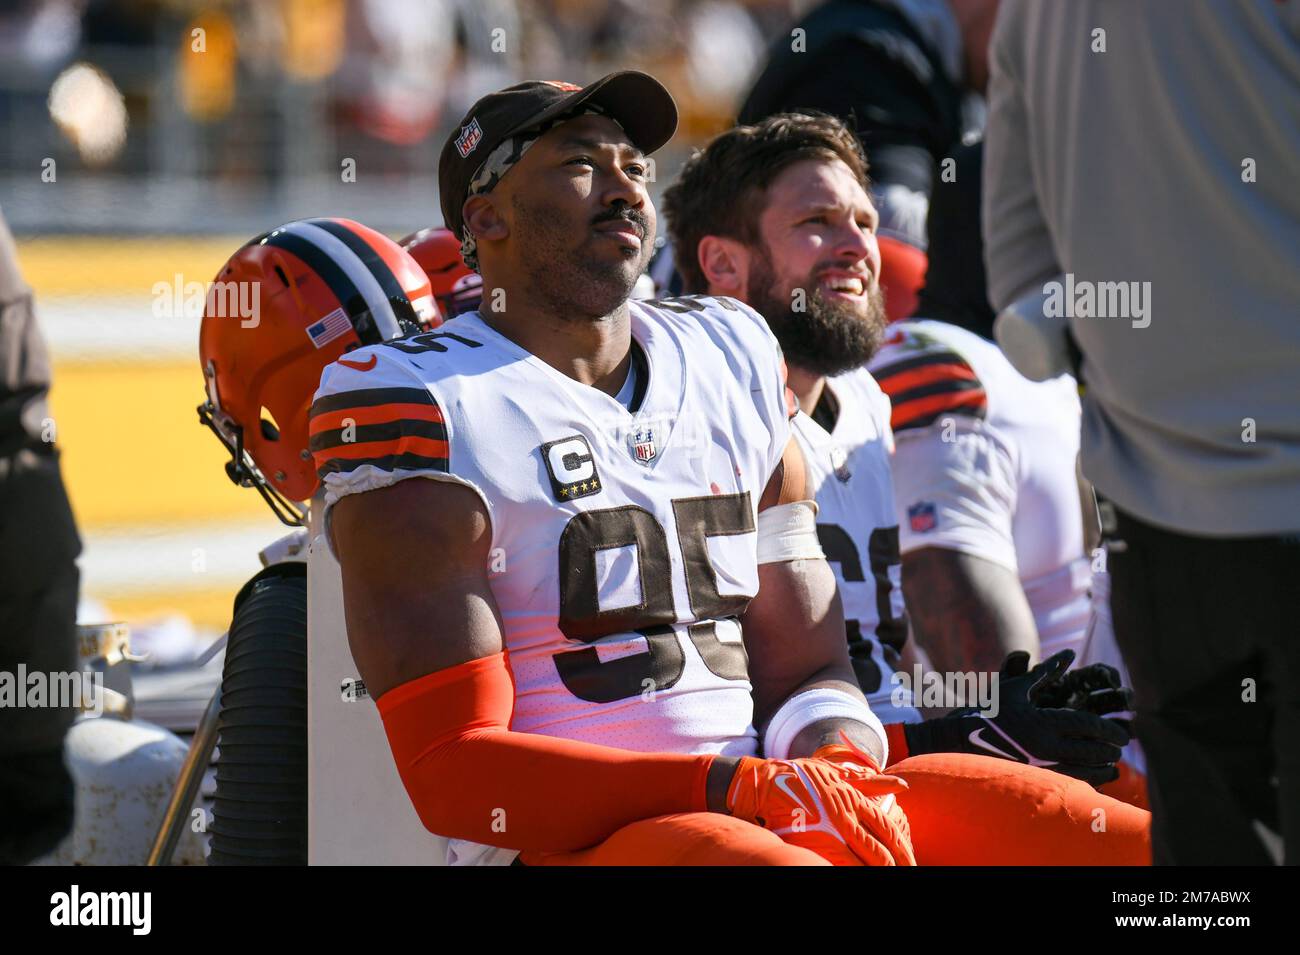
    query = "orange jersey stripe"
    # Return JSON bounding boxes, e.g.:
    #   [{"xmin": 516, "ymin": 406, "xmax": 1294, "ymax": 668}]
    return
[
  {"xmin": 309, "ymin": 402, "xmax": 444, "ymax": 434},
  {"xmin": 312, "ymin": 435, "xmax": 449, "ymax": 462},
  {"xmin": 876, "ymin": 362, "xmax": 978, "ymax": 398},
  {"xmin": 891, "ymin": 389, "xmax": 987, "ymax": 431}
]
